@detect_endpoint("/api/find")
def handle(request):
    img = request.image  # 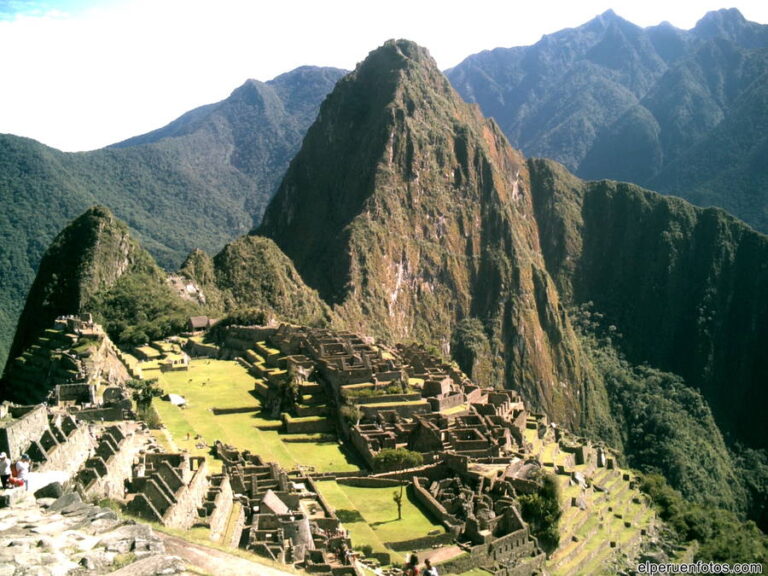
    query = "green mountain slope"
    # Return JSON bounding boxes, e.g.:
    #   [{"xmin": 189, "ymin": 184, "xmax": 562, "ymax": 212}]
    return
[
  {"xmin": 0, "ymin": 66, "xmax": 344, "ymax": 370},
  {"xmin": 529, "ymin": 157, "xmax": 768, "ymax": 451},
  {"xmin": 0, "ymin": 206, "xmax": 200, "ymax": 402},
  {"xmin": 180, "ymin": 236, "xmax": 329, "ymax": 327},
  {"xmin": 447, "ymin": 9, "xmax": 768, "ymax": 233}
]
